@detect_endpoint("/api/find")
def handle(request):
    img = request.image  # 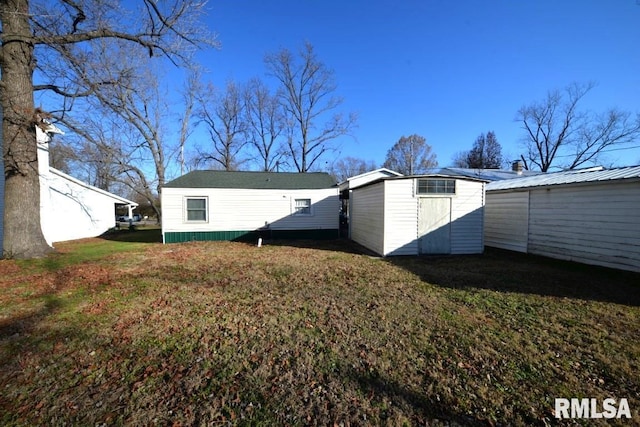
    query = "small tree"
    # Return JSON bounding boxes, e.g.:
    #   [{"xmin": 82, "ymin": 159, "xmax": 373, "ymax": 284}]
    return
[
  {"xmin": 456, "ymin": 131, "xmax": 504, "ymax": 168},
  {"xmin": 383, "ymin": 135, "xmax": 437, "ymax": 175}
]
